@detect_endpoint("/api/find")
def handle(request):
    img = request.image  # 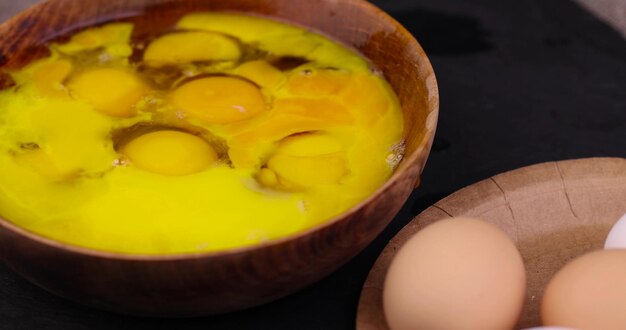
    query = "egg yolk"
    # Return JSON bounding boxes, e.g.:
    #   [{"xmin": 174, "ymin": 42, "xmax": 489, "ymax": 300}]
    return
[
  {"xmin": 170, "ymin": 77, "xmax": 266, "ymax": 125},
  {"xmin": 277, "ymin": 133, "xmax": 344, "ymax": 157},
  {"xmin": 265, "ymin": 134, "xmax": 349, "ymax": 189},
  {"xmin": 233, "ymin": 60, "xmax": 285, "ymax": 89},
  {"xmin": 54, "ymin": 23, "xmax": 134, "ymax": 57},
  {"xmin": 267, "ymin": 154, "xmax": 348, "ymax": 189},
  {"xmin": 33, "ymin": 60, "xmax": 73, "ymax": 98},
  {"xmin": 122, "ymin": 130, "xmax": 218, "ymax": 176},
  {"xmin": 68, "ymin": 68, "xmax": 148, "ymax": 117},
  {"xmin": 144, "ymin": 31, "xmax": 242, "ymax": 67}
]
